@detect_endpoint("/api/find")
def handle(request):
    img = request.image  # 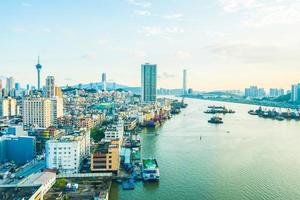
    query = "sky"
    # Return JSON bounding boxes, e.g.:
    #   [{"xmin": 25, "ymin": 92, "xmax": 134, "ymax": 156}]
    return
[{"xmin": 1, "ymin": 0, "xmax": 300, "ymax": 91}]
